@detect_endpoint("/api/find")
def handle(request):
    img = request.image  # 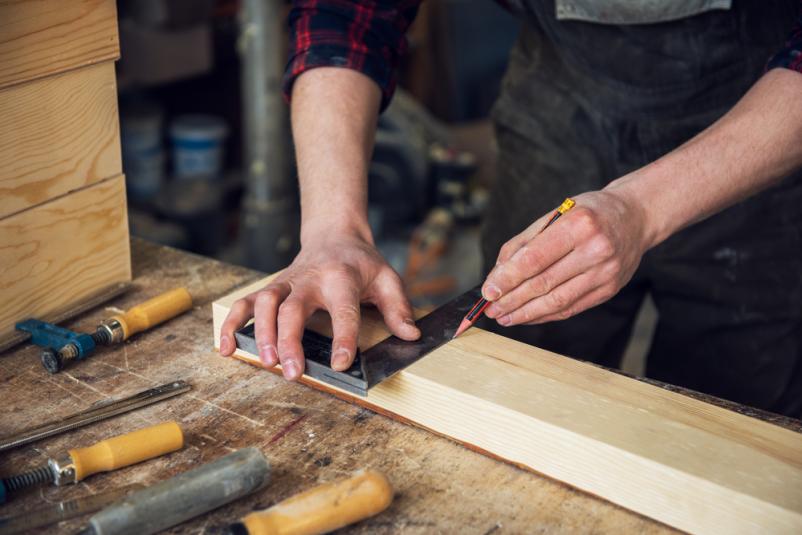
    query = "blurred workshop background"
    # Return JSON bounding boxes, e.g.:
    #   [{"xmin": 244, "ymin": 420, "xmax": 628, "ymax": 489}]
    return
[{"xmin": 117, "ymin": 0, "xmax": 652, "ymax": 372}]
